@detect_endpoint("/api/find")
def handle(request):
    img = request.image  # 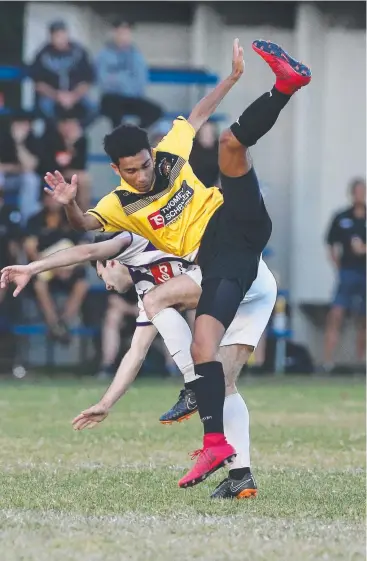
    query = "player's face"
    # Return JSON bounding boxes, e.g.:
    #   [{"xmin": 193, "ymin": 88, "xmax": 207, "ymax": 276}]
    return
[
  {"xmin": 111, "ymin": 150, "xmax": 154, "ymax": 193},
  {"xmin": 96, "ymin": 260, "xmax": 133, "ymax": 293}
]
